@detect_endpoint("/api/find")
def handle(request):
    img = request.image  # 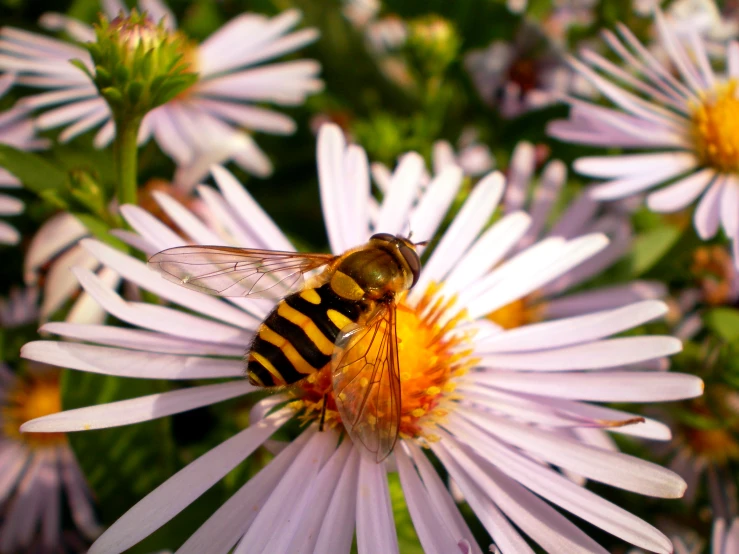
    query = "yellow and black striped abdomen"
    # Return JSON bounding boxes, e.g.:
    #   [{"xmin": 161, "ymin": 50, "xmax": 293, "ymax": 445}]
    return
[{"xmin": 246, "ymin": 283, "xmax": 365, "ymax": 387}]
